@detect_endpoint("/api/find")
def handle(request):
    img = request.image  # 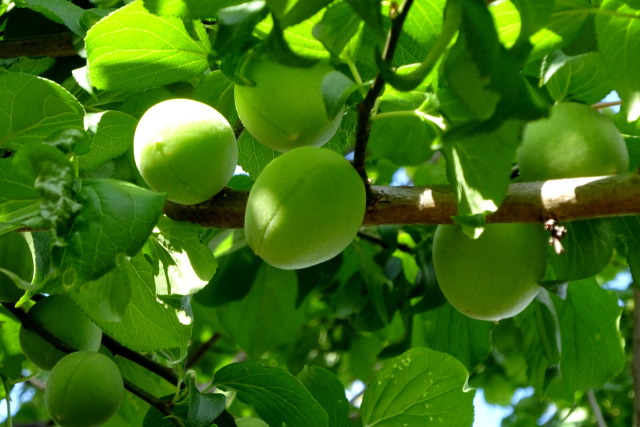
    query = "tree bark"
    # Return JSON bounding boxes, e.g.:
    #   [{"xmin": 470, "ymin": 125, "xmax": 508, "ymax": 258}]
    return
[{"xmin": 163, "ymin": 171, "xmax": 640, "ymax": 229}]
